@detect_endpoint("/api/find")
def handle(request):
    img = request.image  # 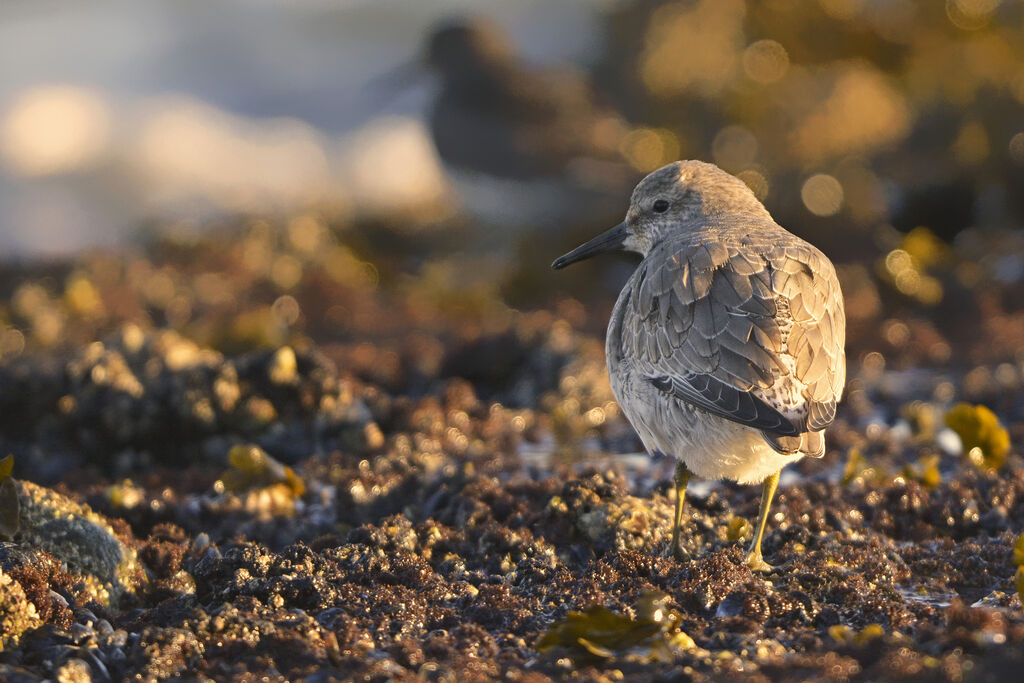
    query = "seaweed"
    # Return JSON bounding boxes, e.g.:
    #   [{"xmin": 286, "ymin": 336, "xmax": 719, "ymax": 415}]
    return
[
  {"xmin": 537, "ymin": 591, "xmax": 696, "ymax": 664},
  {"xmin": 221, "ymin": 444, "xmax": 306, "ymax": 499},
  {"xmin": 945, "ymin": 403, "xmax": 1010, "ymax": 471}
]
